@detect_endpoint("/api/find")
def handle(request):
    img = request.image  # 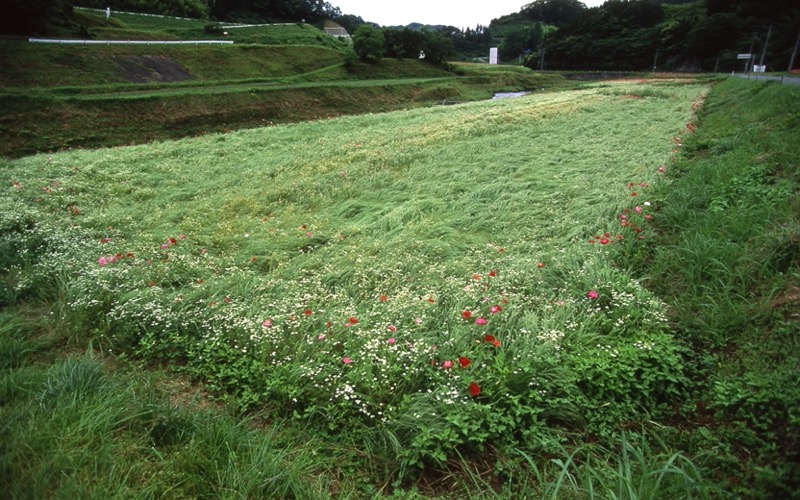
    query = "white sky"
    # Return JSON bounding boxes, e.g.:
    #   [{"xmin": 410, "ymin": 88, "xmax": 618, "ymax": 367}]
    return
[{"xmin": 331, "ymin": 0, "xmax": 607, "ymax": 29}]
